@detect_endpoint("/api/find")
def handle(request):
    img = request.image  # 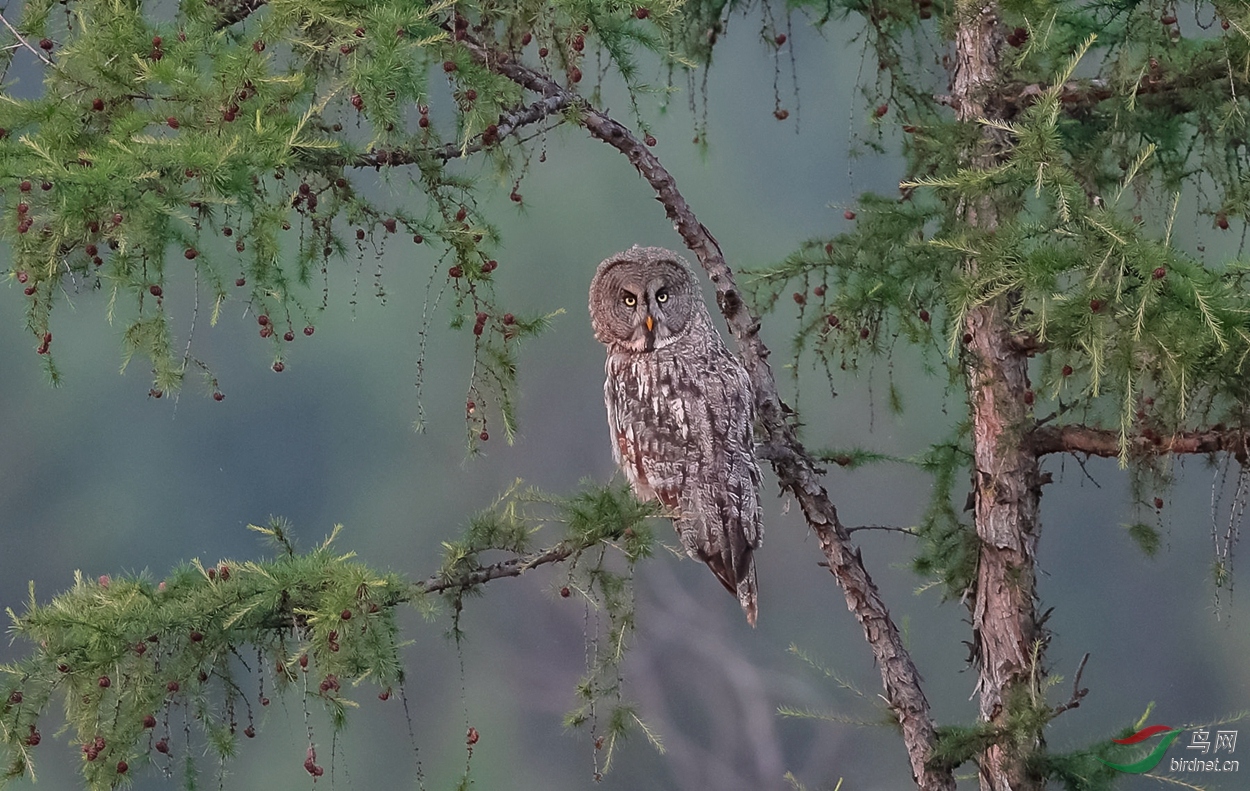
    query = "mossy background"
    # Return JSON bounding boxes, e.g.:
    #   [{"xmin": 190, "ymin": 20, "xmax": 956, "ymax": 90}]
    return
[{"xmin": 0, "ymin": 7, "xmax": 1247, "ymax": 791}]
